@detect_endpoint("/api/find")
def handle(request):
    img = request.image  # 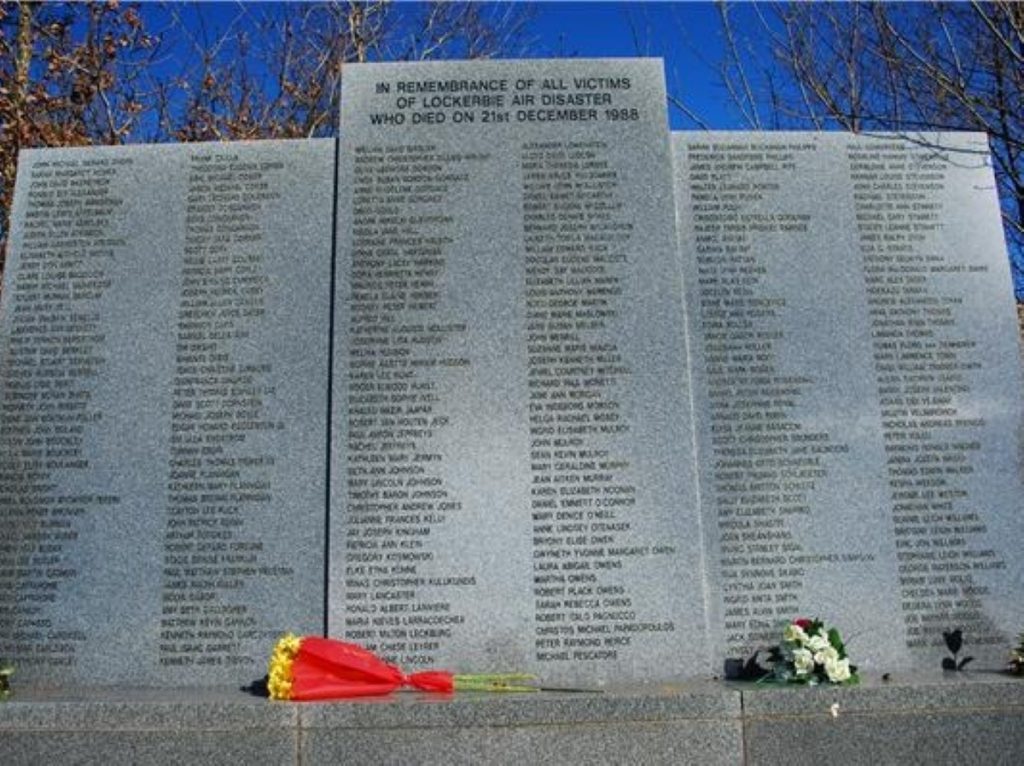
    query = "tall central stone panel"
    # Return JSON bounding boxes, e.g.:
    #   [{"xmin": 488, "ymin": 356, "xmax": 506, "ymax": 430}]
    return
[{"xmin": 329, "ymin": 59, "xmax": 708, "ymax": 684}]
